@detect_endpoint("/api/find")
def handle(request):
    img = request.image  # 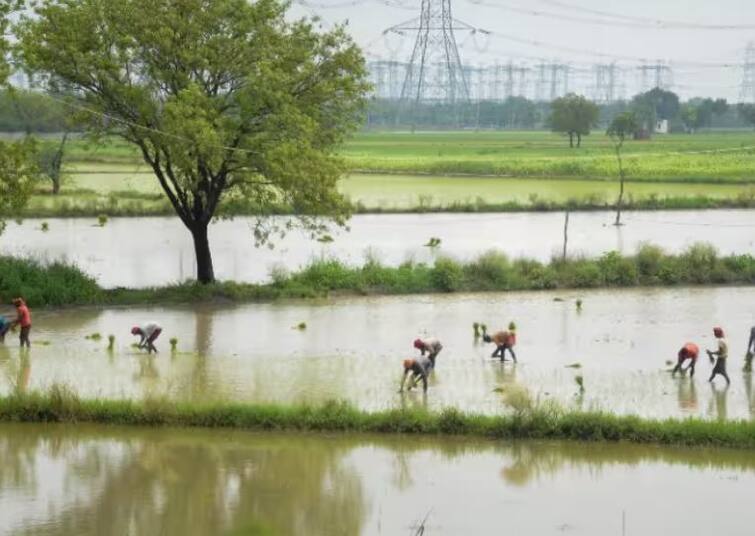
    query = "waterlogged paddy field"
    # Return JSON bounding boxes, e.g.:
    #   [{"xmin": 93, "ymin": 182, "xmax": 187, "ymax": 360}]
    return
[
  {"xmin": 36, "ymin": 163, "xmax": 755, "ymax": 213},
  {"xmin": 1, "ymin": 287, "xmax": 753, "ymax": 420},
  {"xmin": 2, "ymin": 424, "xmax": 755, "ymax": 536},
  {"xmin": 1, "ymin": 211, "xmax": 753, "ymax": 288},
  {"xmin": 340, "ymin": 173, "xmax": 753, "ymax": 209}
]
